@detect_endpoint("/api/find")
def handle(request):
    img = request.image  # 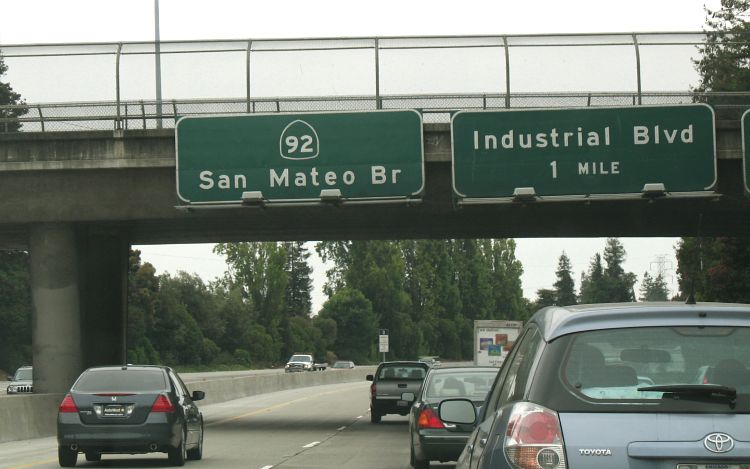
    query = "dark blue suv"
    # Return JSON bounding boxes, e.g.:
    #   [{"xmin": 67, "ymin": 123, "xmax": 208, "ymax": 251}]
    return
[{"xmin": 440, "ymin": 302, "xmax": 750, "ymax": 469}]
